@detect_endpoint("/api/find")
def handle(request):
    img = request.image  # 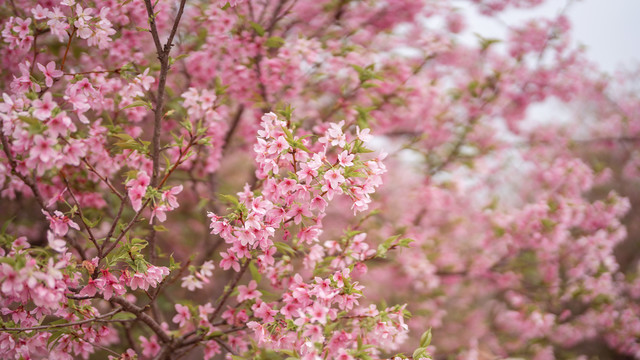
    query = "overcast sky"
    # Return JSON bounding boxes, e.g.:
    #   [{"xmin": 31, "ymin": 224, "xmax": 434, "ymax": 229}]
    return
[{"xmin": 463, "ymin": 0, "xmax": 640, "ymax": 73}]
